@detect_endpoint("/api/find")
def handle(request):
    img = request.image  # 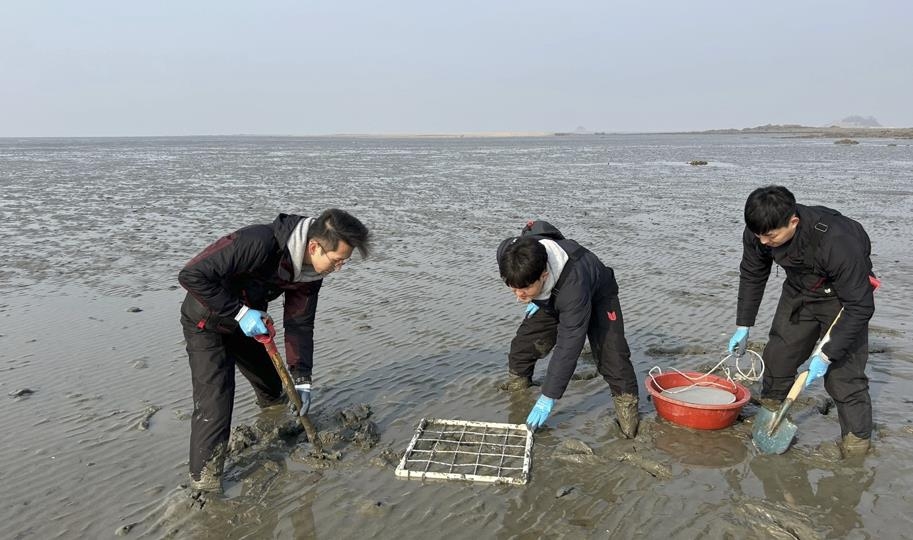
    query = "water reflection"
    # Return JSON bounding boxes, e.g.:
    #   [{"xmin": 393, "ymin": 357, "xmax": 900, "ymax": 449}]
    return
[
  {"xmin": 652, "ymin": 422, "xmax": 749, "ymax": 468},
  {"xmin": 750, "ymin": 456, "xmax": 874, "ymax": 537}
]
